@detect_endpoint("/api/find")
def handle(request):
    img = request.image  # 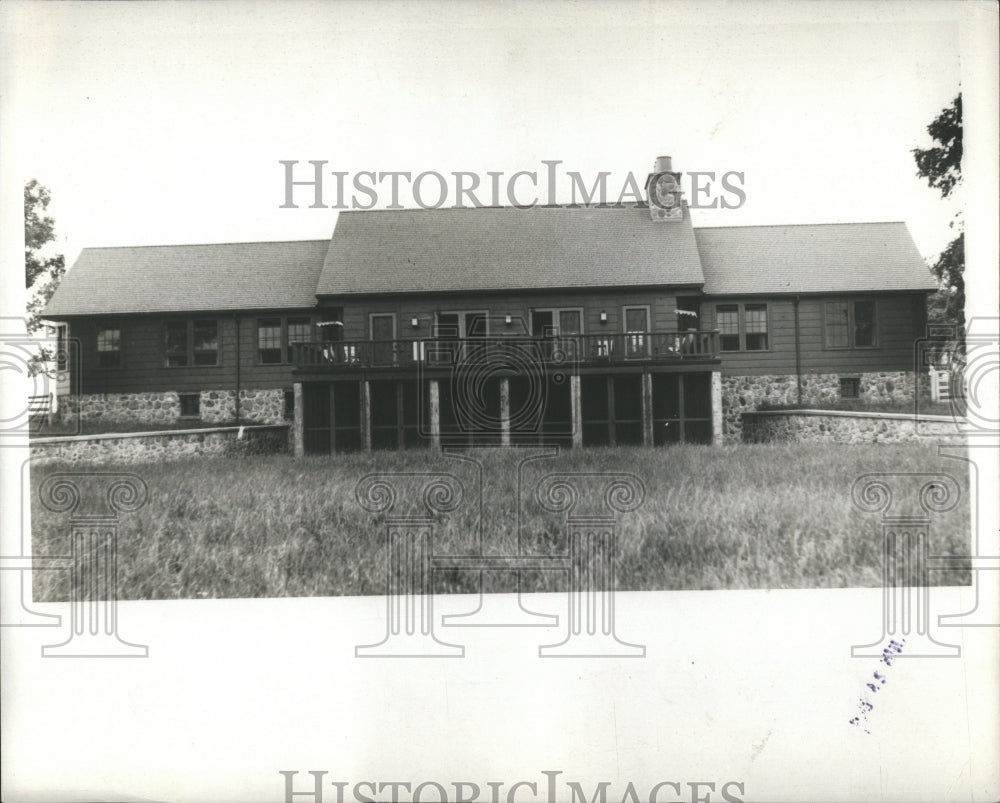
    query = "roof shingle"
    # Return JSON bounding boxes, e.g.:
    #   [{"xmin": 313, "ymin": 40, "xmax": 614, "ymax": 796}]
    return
[
  {"xmin": 695, "ymin": 222, "xmax": 936, "ymax": 295},
  {"xmin": 316, "ymin": 205, "xmax": 706, "ymax": 295},
  {"xmin": 43, "ymin": 216, "xmax": 937, "ymax": 319},
  {"xmin": 44, "ymin": 240, "xmax": 330, "ymax": 316}
]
